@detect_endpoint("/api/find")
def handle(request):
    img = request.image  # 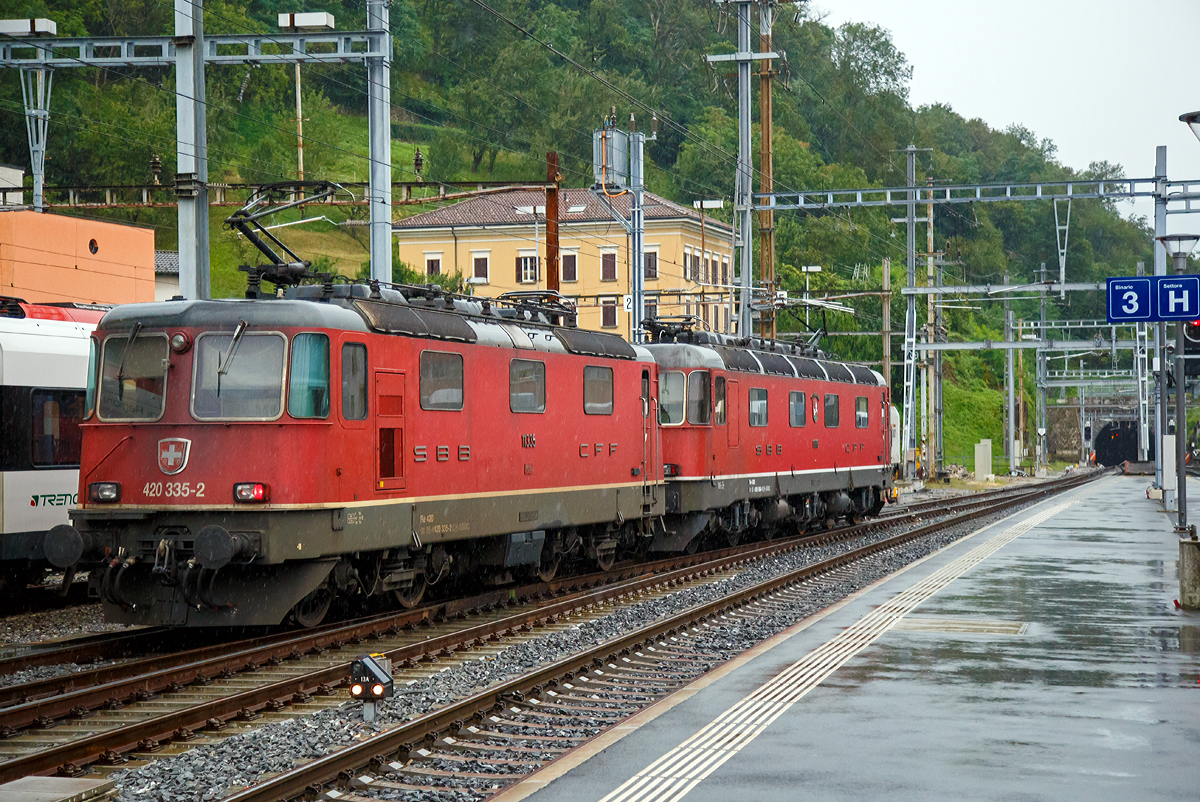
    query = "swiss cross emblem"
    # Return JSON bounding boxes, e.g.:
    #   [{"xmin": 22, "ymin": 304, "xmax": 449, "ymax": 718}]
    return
[{"xmin": 158, "ymin": 438, "xmax": 191, "ymax": 476}]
